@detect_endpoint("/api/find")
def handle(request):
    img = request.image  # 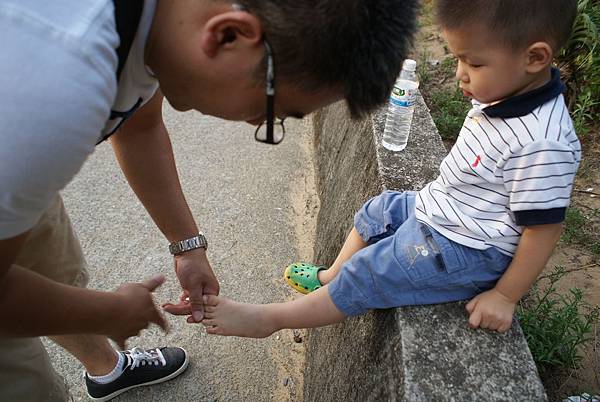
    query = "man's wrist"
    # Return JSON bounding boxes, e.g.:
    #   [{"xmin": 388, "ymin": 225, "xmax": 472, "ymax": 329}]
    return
[{"xmin": 168, "ymin": 233, "xmax": 208, "ymax": 255}]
